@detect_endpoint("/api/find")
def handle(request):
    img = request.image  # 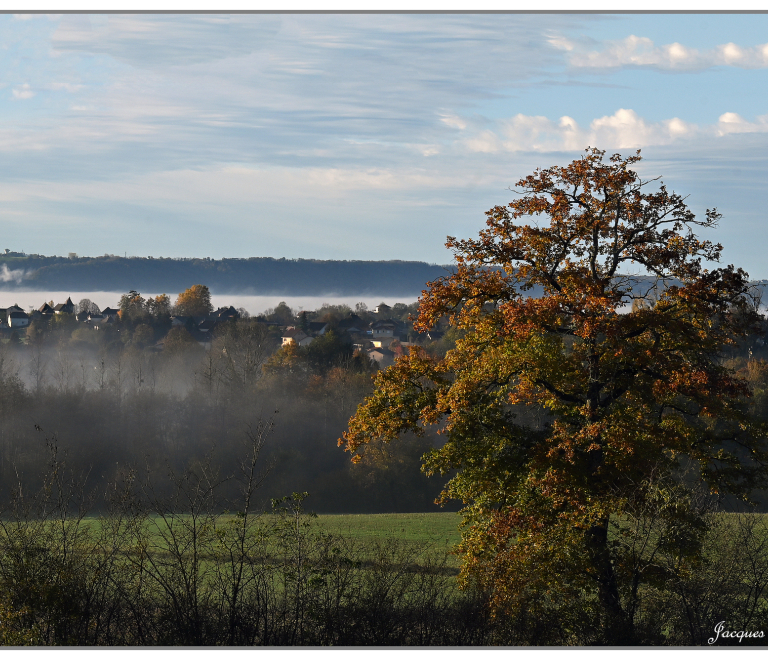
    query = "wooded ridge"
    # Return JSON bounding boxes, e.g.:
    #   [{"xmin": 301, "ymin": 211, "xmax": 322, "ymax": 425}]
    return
[{"xmin": 0, "ymin": 254, "xmax": 456, "ymax": 296}]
